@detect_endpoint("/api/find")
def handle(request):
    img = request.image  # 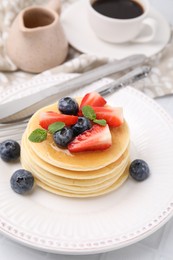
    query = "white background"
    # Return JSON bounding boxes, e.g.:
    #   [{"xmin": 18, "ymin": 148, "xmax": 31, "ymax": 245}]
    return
[{"xmin": 149, "ymin": 0, "xmax": 173, "ymax": 24}]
